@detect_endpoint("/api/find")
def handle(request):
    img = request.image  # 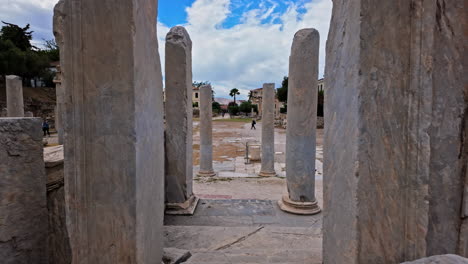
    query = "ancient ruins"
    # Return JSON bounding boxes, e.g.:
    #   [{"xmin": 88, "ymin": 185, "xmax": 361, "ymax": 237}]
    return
[
  {"xmin": 258, "ymin": 83, "xmax": 277, "ymax": 177},
  {"xmin": 0, "ymin": 0, "xmax": 466, "ymax": 263}
]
